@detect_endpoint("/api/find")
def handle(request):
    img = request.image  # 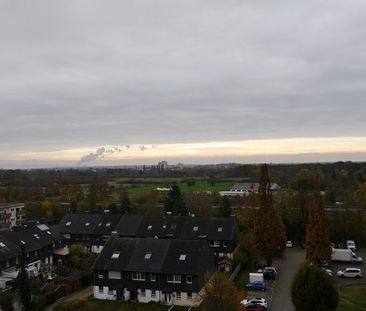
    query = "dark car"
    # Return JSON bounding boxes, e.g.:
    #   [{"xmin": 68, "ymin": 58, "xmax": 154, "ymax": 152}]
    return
[
  {"xmin": 246, "ymin": 281, "xmax": 267, "ymax": 291},
  {"xmin": 258, "ymin": 267, "xmax": 278, "ymax": 279}
]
